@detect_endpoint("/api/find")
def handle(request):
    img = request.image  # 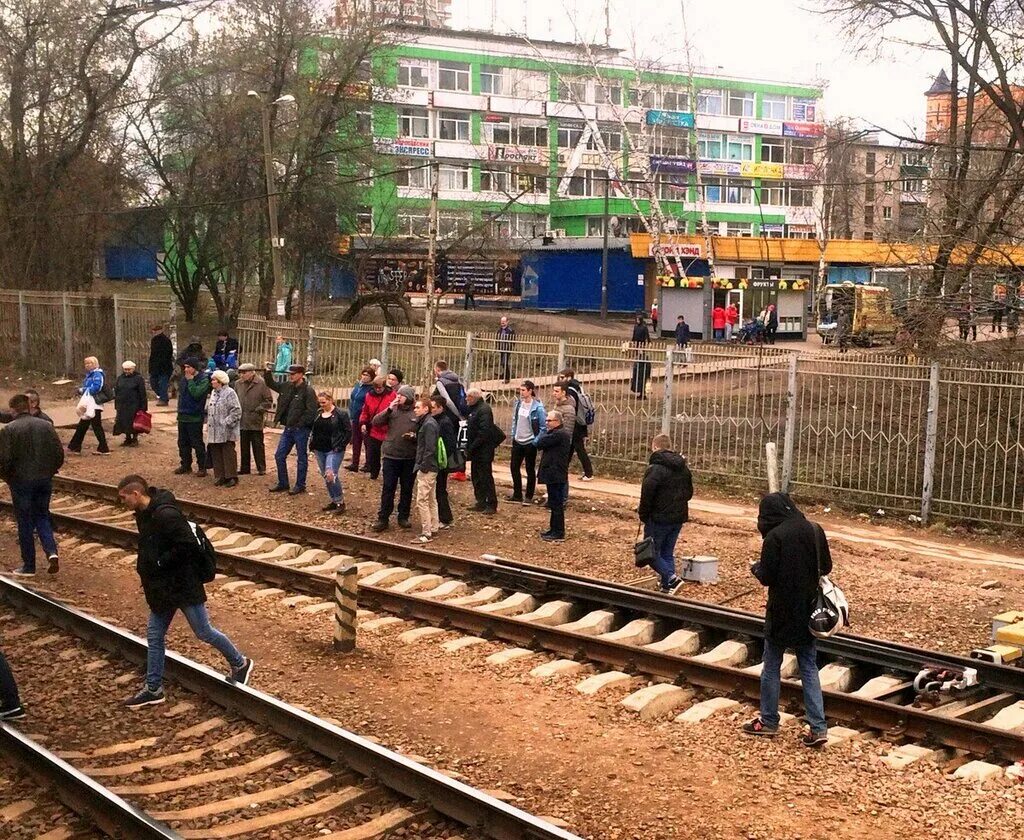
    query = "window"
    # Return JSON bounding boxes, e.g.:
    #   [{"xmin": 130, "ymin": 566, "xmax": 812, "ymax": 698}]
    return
[
  {"xmin": 762, "ymin": 226, "xmax": 785, "ymax": 238},
  {"xmin": 397, "ymin": 60, "xmax": 430, "ymax": 88},
  {"xmin": 697, "ymin": 90, "xmax": 723, "ymax": 115},
  {"xmin": 480, "ymin": 65, "xmax": 504, "ymax": 95},
  {"xmin": 515, "ymin": 170, "xmax": 547, "ymax": 194},
  {"xmin": 701, "ymin": 176, "xmax": 723, "ymax": 203},
  {"xmin": 697, "ymin": 131, "xmax": 723, "ymax": 159},
  {"xmin": 884, "ymin": 180, "xmax": 894, "ymax": 193},
  {"xmin": 883, "ymin": 153, "xmax": 895, "ymax": 166},
  {"xmin": 902, "ymin": 178, "xmax": 924, "ymax": 193},
  {"xmin": 786, "ymin": 225, "xmax": 815, "ymax": 239},
  {"xmin": 865, "ymin": 182, "xmax": 875, "ymax": 202},
  {"xmin": 725, "ymin": 178, "xmax": 751, "ymax": 204},
  {"xmin": 510, "ymin": 213, "xmax": 548, "ymax": 238},
  {"xmin": 557, "ymin": 122, "xmax": 586, "ymax": 148},
  {"xmin": 356, "ymin": 110, "xmax": 372, "ymax": 134},
  {"xmin": 505, "ymin": 69, "xmax": 548, "ymax": 99},
  {"xmin": 356, "ymin": 208, "xmax": 373, "ymax": 235},
  {"xmin": 864, "ymin": 206, "xmax": 874, "ymax": 226},
  {"xmin": 652, "ymin": 127, "xmax": 691, "ymax": 158},
  {"xmin": 512, "ymin": 120, "xmax": 547, "ymax": 147},
  {"xmin": 567, "ymin": 169, "xmax": 600, "ymax": 197},
  {"xmin": 557, "ymin": 79, "xmax": 590, "ymax": 102},
  {"xmin": 594, "ymin": 83, "xmax": 622, "ymax": 105},
  {"xmin": 788, "ymin": 184, "xmax": 814, "ymax": 206},
  {"xmin": 863, "ymin": 231, "xmax": 874, "ymax": 240},
  {"xmin": 438, "ymin": 61, "xmax": 470, "ymax": 91},
  {"xmin": 788, "ymin": 142, "xmax": 814, "ymax": 165},
  {"xmin": 480, "ymin": 167, "xmax": 511, "ymax": 193},
  {"xmin": 399, "ymin": 108, "xmax": 429, "ymax": 138},
  {"xmin": 396, "ymin": 211, "xmax": 429, "ymax": 237},
  {"xmin": 485, "ymin": 119, "xmax": 511, "ymax": 145},
  {"xmin": 726, "ymin": 134, "xmax": 754, "ymax": 161},
  {"xmin": 758, "ymin": 183, "xmax": 785, "ymax": 205},
  {"xmin": 882, "ymin": 206, "xmax": 893, "ymax": 220},
  {"xmin": 438, "ymin": 211, "xmax": 472, "ymax": 238},
  {"xmin": 865, "ymin": 151, "xmax": 876, "ymax": 175},
  {"xmin": 762, "ymin": 140, "xmax": 785, "ymax": 163},
  {"xmin": 438, "ymin": 164, "xmax": 471, "ymax": 191},
  {"xmin": 437, "ymin": 110, "xmax": 470, "ymax": 142},
  {"xmin": 595, "ymin": 127, "xmax": 621, "ymax": 152},
  {"xmin": 726, "ymin": 222, "xmax": 753, "ymax": 236},
  {"xmin": 628, "ymin": 87, "xmax": 655, "ymax": 108},
  {"xmin": 791, "ymin": 97, "xmax": 817, "ymax": 122},
  {"xmin": 728, "ymin": 91, "xmax": 754, "ymax": 117},
  {"xmin": 656, "ymin": 174, "xmax": 689, "ymax": 200},
  {"xmin": 661, "ymin": 89, "xmax": 689, "ymax": 112},
  {"xmin": 762, "ymin": 95, "xmax": 786, "ymax": 120},
  {"xmin": 394, "ymin": 160, "xmax": 431, "ymax": 188},
  {"xmin": 587, "ymin": 217, "xmax": 606, "ymax": 236},
  {"xmin": 902, "ymin": 151, "xmax": 926, "ymax": 167}
]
